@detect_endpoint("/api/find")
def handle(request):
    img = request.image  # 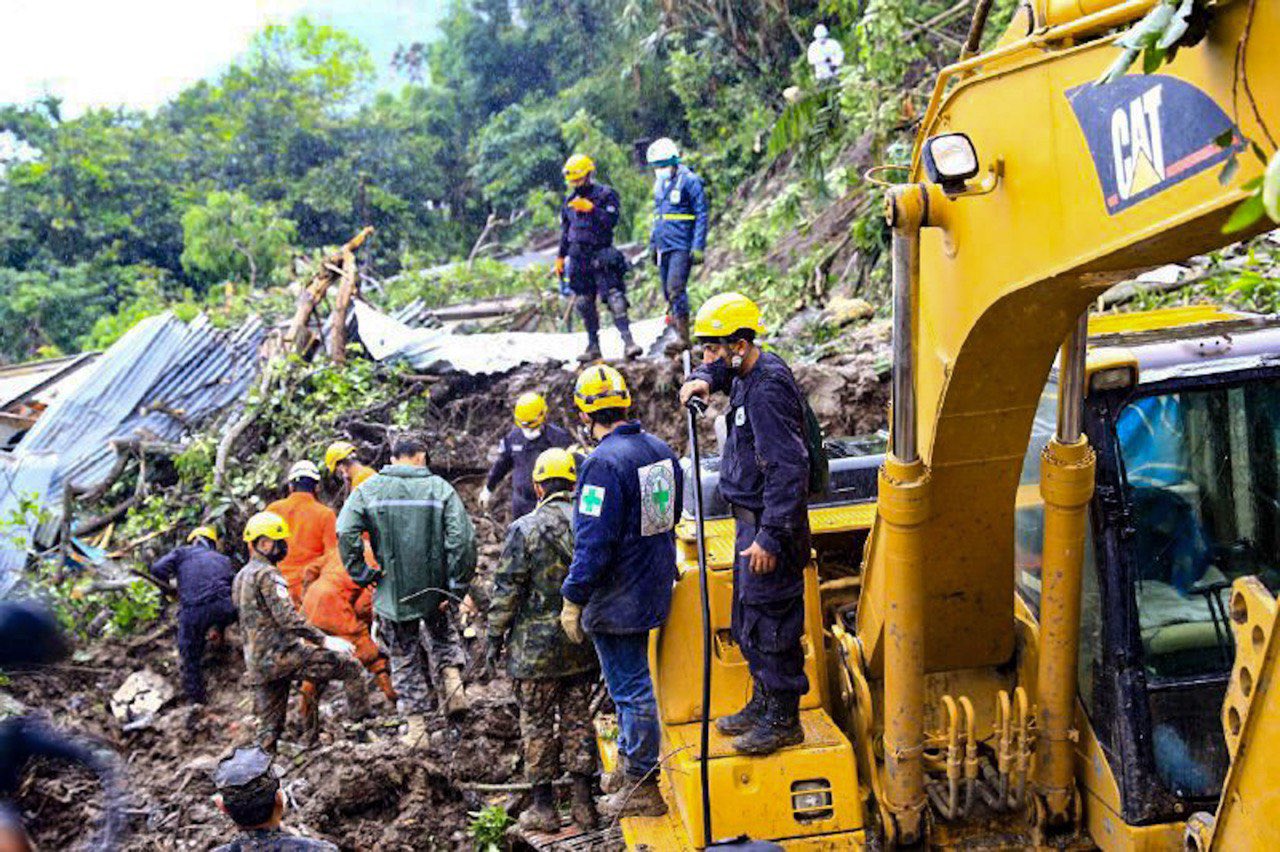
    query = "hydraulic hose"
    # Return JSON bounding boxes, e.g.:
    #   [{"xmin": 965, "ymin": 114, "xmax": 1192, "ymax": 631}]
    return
[{"xmin": 683, "ymin": 350, "xmax": 714, "ymax": 848}]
